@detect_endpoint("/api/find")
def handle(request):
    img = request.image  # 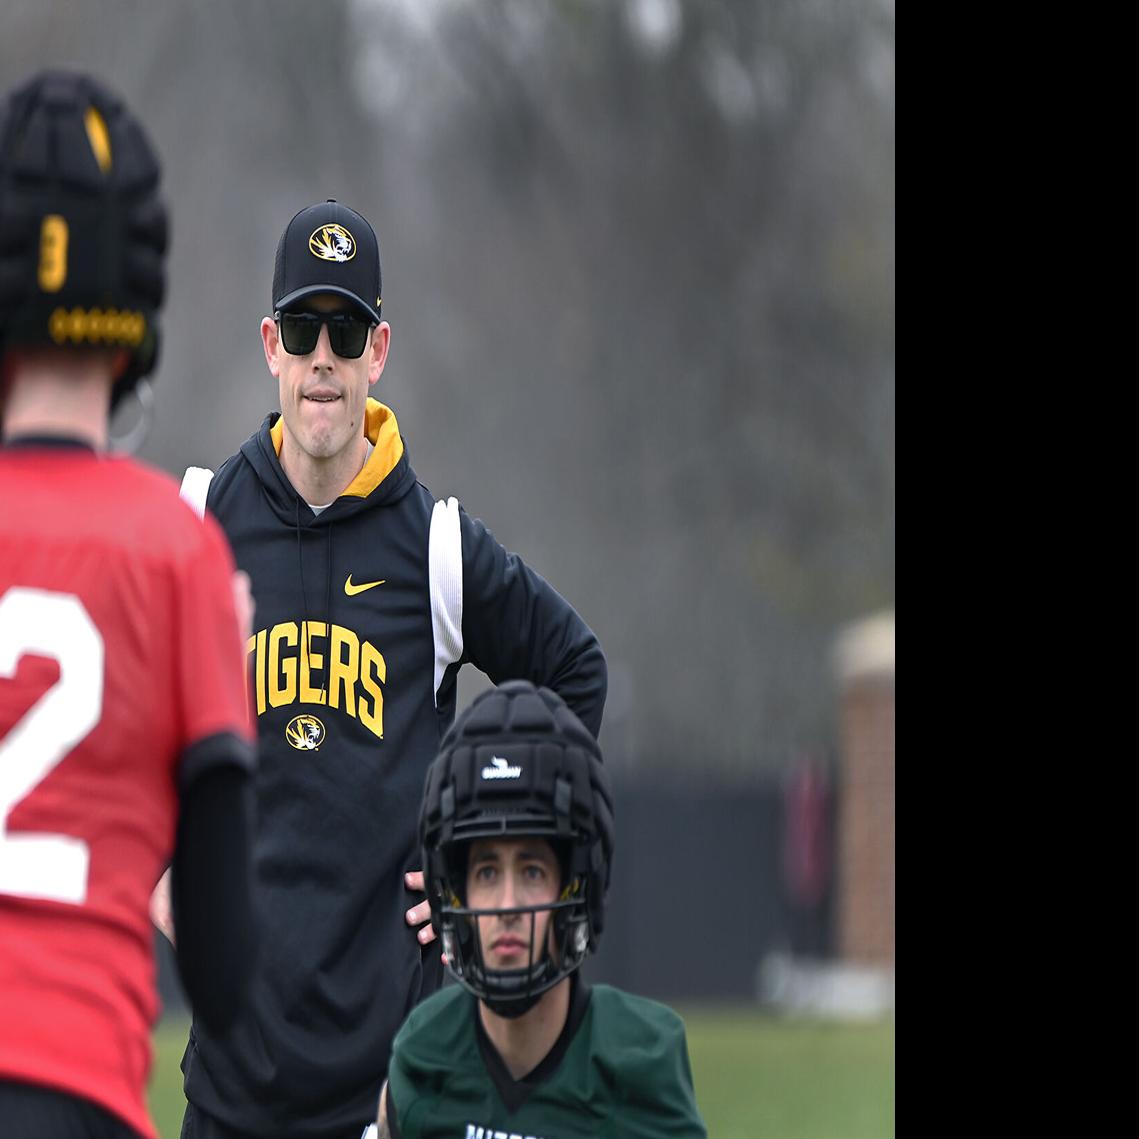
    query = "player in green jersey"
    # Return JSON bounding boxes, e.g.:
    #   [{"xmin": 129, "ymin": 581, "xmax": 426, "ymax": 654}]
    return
[{"xmin": 378, "ymin": 680, "xmax": 707, "ymax": 1139}]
